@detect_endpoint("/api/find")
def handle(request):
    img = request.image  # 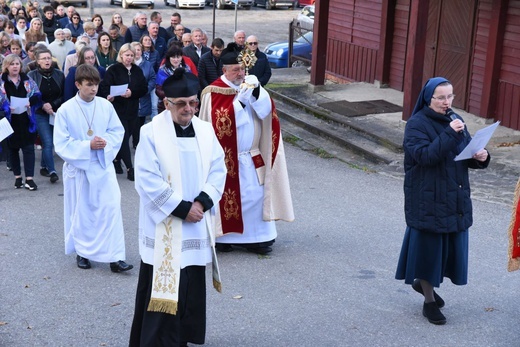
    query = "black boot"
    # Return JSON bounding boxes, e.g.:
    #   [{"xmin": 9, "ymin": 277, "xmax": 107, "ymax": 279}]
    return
[{"xmin": 422, "ymin": 302, "xmax": 446, "ymax": 325}]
